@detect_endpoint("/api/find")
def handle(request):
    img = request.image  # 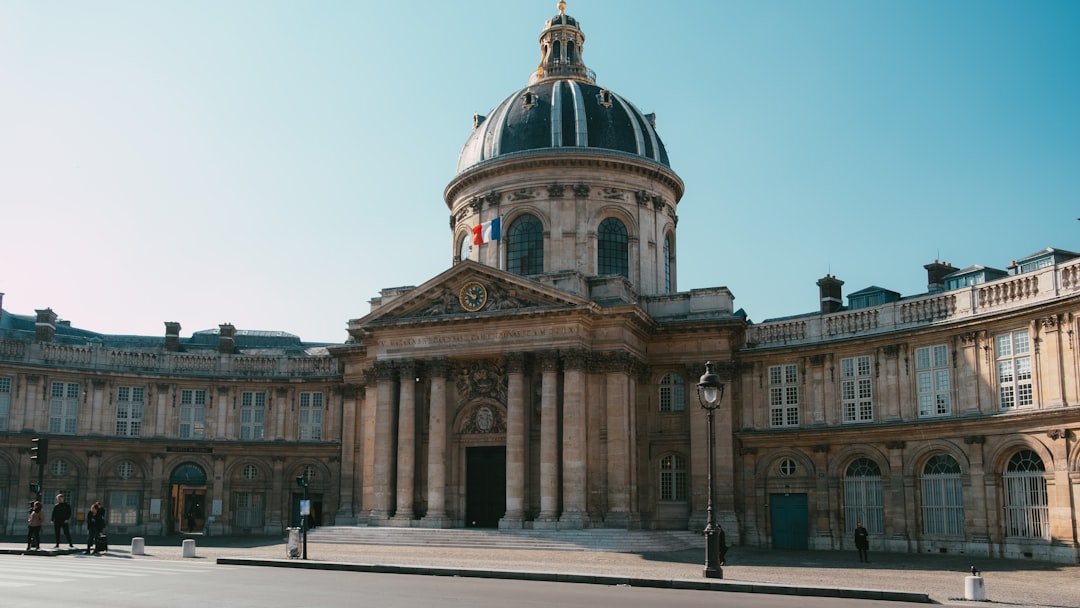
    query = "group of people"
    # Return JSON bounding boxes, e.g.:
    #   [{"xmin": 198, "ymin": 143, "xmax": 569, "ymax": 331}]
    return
[{"xmin": 26, "ymin": 494, "xmax": 108, "ymax": 554}]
